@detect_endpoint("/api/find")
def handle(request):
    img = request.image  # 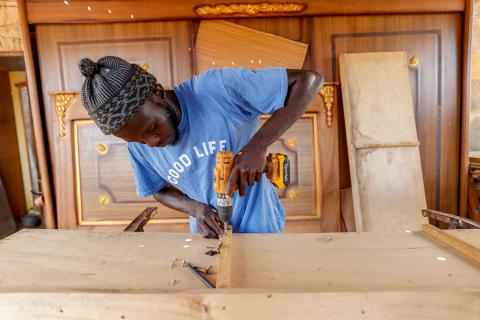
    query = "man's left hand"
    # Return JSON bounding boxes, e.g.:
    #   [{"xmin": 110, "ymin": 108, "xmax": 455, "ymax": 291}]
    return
[{"xmin": 226, "ymin": 145, "xmax": 266, "ymax": 197}]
